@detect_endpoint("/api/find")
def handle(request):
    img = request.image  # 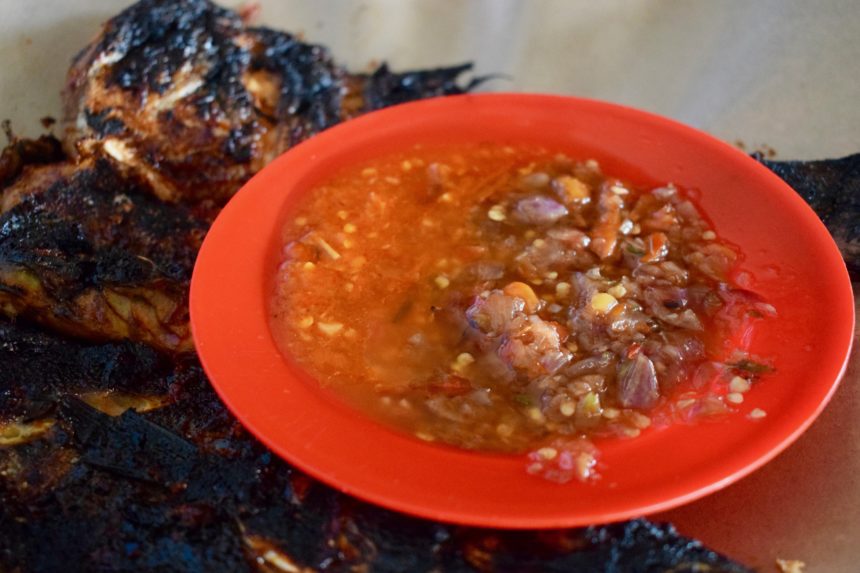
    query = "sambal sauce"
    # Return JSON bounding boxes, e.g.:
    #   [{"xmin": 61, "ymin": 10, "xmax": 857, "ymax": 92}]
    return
[{"xmin": 271, "ymin": 143, "xmax": 774, "ymax": 482}]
